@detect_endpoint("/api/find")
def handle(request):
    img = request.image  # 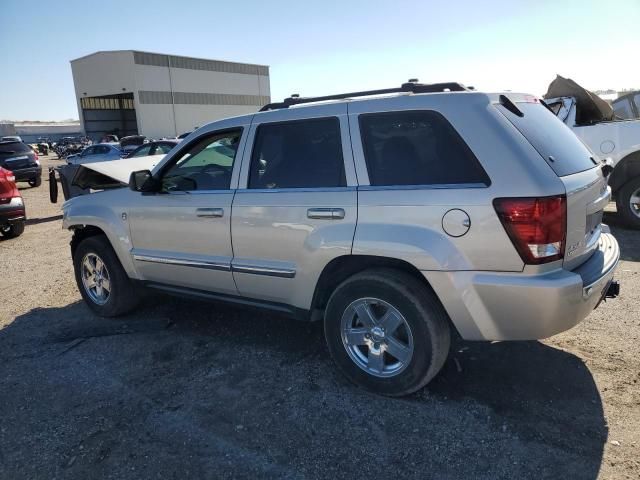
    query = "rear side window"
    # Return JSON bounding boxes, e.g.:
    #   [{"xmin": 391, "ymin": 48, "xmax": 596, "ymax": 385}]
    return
[
  {"xmin": 496, "ymin": 102, "xmax": 596, "ymax": 177},
  {"xmin": 248, "ymin": 118, "xmax": 346, "ymax": 189},
  {"xmin": 359, "ymin": 110, "xmax": 490, "ymax": 187},
  {"xmin": 0, "ymin": 142, "xmax": 30, "ymax": 154},
  {"xmin": 613, "ymin": 98, "xmax": 634, "ymax": 119}
]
